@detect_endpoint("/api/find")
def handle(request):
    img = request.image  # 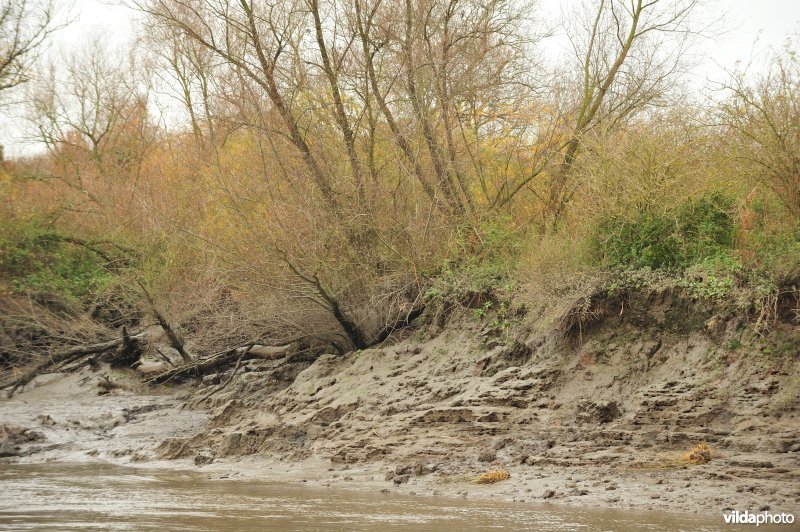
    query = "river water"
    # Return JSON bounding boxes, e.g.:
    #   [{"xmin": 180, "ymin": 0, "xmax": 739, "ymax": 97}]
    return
[{"xmin": 0, "ymin": 463, "xmax": 729, "ymax": 531}]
